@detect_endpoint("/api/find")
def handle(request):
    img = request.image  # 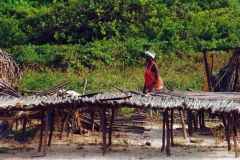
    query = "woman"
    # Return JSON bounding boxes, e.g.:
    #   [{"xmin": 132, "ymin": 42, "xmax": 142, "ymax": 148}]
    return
[{"xmin": 143, "ymin": 51, "xmax": 164, "ymax": 94}]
